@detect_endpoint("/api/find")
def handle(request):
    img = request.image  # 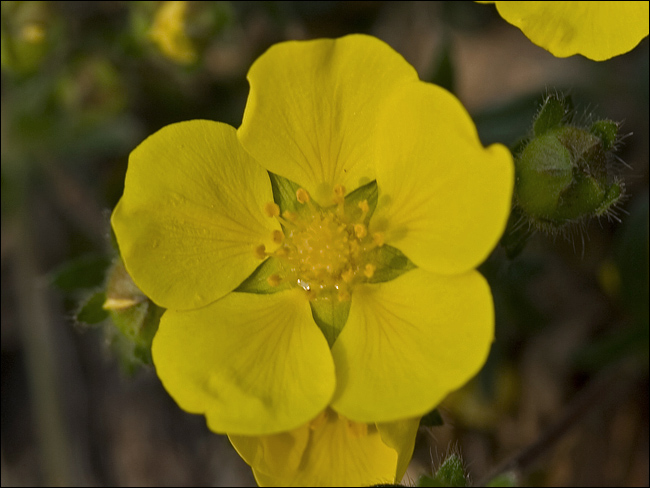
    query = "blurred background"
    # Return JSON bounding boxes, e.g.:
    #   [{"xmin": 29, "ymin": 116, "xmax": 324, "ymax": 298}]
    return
[{"xmin": 1, "ymin": 2, "xmax": 647, "ymax": 486}]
